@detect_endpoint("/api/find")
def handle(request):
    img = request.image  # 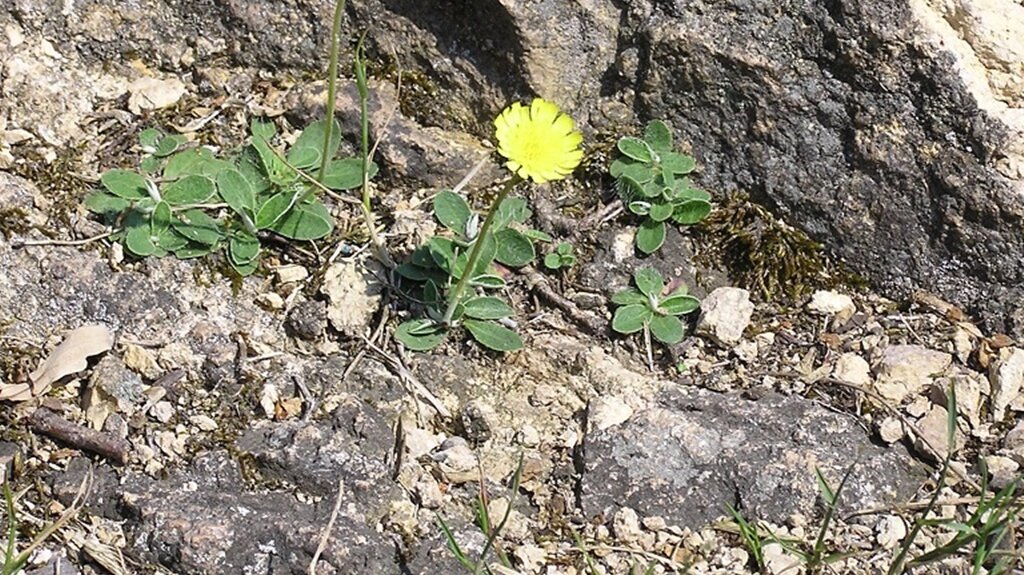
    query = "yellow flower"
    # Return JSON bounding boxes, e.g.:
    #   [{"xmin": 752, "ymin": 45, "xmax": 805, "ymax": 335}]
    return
[{"xmin": 494, "ymin": 98, "xmax": 584, "ymax": 184}]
